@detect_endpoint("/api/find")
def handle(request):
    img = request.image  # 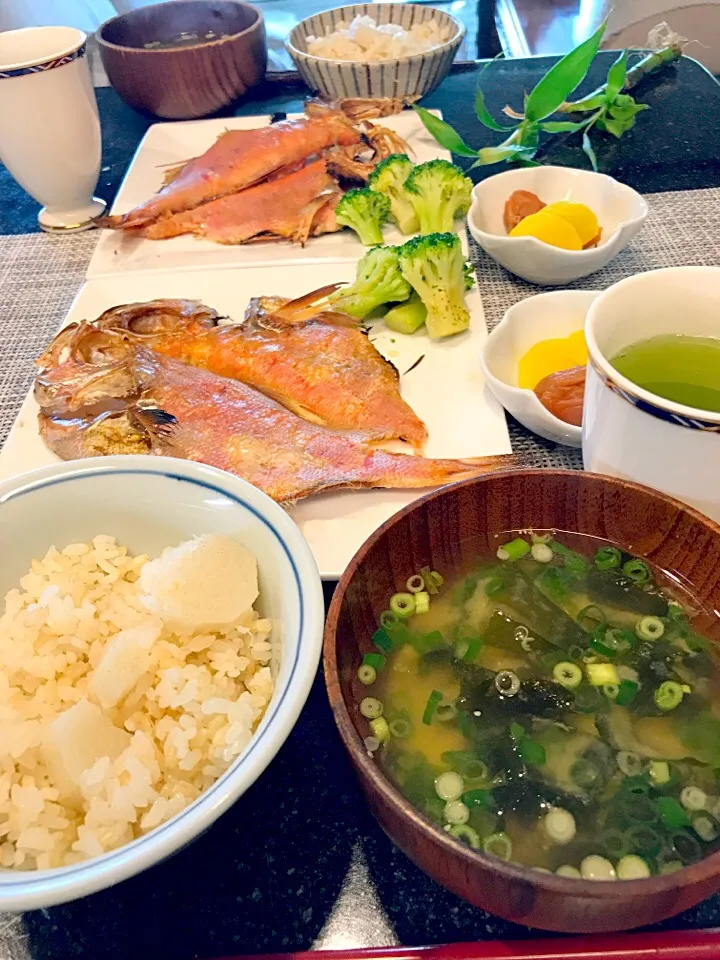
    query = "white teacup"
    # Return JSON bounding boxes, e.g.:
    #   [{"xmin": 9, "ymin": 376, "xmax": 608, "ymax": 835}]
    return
[
  {"xmin": 583, "ymin": 266, "xmax": 720, "ymax": 523},
  {"xmin": 0, "ymin": 26, "xmax": 106, "ymax": 232}
]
